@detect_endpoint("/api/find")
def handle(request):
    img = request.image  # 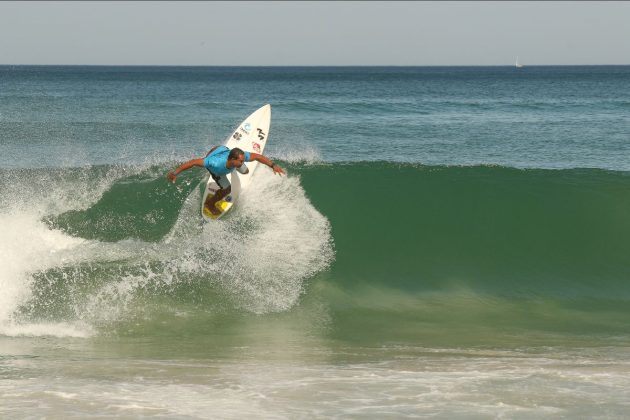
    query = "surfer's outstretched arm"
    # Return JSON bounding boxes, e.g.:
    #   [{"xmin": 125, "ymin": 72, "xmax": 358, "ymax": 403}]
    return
[
  {"xmin": 248, "ymin": 153, "xmax": 285, "ymax": 176},
  {"xmin": 167, "ymin": 158, "xmax": 205, "ymax": 183}
]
